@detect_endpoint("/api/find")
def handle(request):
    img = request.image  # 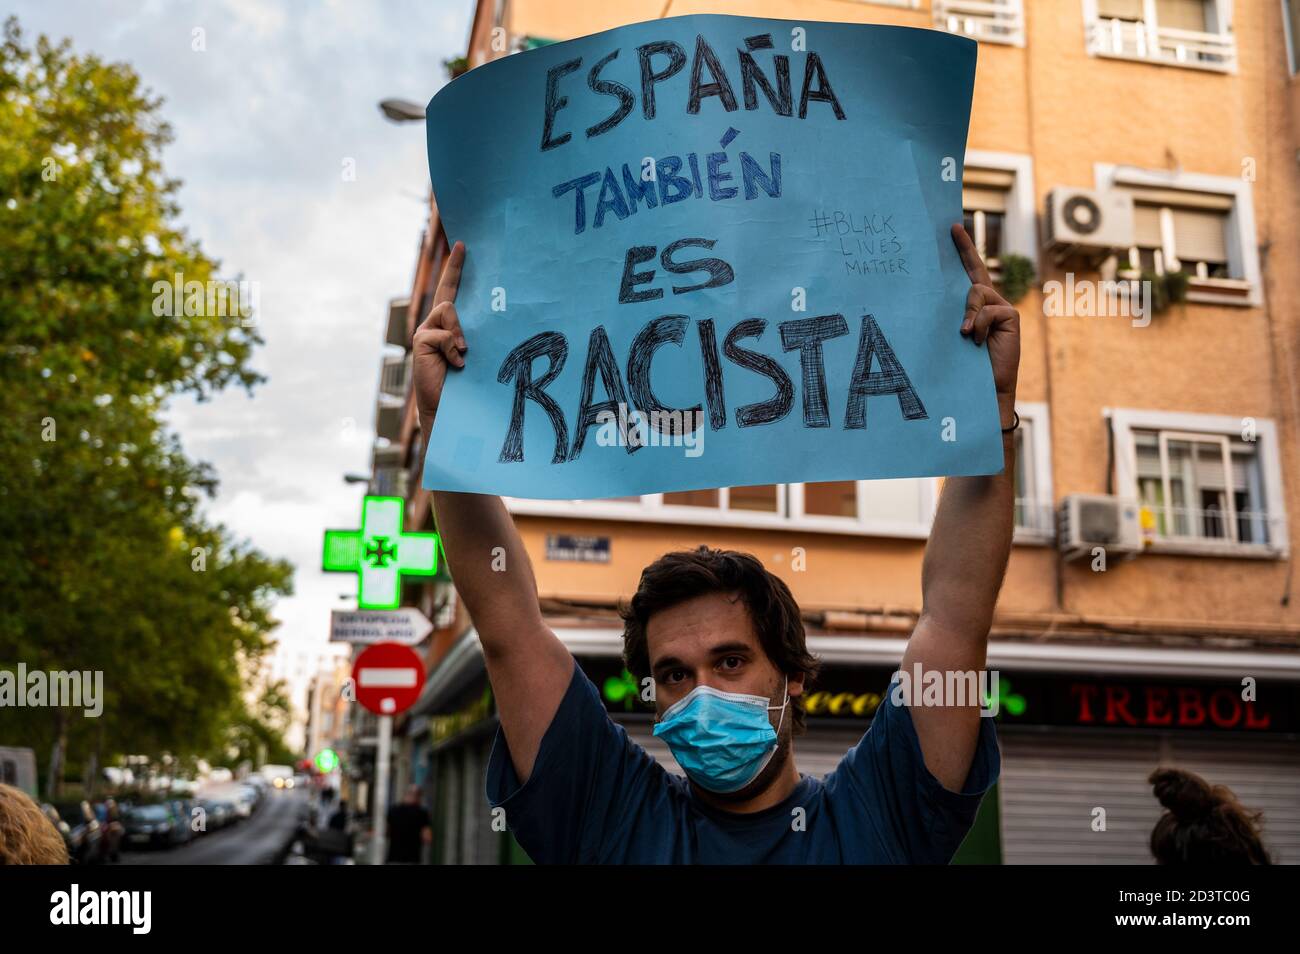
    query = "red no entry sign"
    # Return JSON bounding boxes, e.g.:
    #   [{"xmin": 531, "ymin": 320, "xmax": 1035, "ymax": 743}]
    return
[{"xmin": 352, "ymin": 642, "xmax": 425, "ymax": 716}]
